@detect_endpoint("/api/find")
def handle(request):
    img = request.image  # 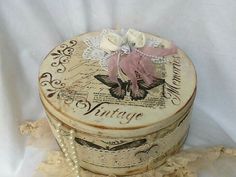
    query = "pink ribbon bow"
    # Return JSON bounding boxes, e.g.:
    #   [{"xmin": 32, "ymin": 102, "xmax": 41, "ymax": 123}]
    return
[{"xmin": 108, "ymin": 44, "xmax": 177, "ymax": 95}]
